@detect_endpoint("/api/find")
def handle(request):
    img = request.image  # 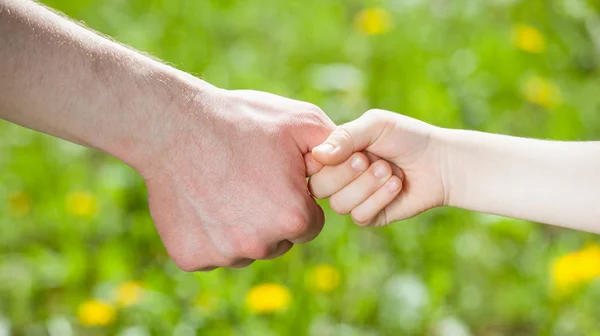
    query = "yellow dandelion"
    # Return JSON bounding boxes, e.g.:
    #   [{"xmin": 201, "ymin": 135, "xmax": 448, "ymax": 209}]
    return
[
  {"xmin": 77, "ymin": 300, "xmax": 116, "ymax": 327},
  {"xmin": 522, "ymin": 76, "xmax": 561, "ymax": 108},
  {"xmin": 7, "ymin": 191, "xmax": 31, "ymax": 217},
  {"xmin": 115, "ymin": 281, "xmax": 144, "ymax": 307},
  {"xmin": 245, "ymin": 283, "xmax": 291, "ymax": 314},
  {"xmin": 552, "ymin": 245, "xmax": 600, "ymax": 294},
  {"xmin": 308, "ymin": 264, "xmax": 340, "ymax": 293},
  {"xmin": 195, "ymin": 292, "xmax": 219, "ymax": 314},
  {"xmin": 354, "ymin": 8, "xmax": 392, "ymax": 35},
  {"xmin": 513, "ymin": 24, "xmax": 546, "ymax": 53},
  {"xmin": 66, "ymin": 191, "xmax": 97, "ymax": 218}
]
